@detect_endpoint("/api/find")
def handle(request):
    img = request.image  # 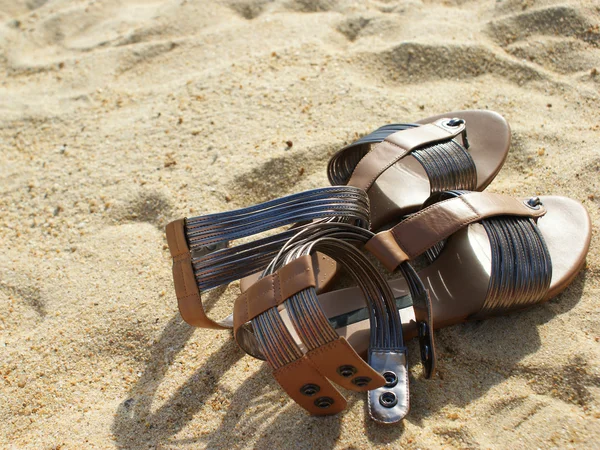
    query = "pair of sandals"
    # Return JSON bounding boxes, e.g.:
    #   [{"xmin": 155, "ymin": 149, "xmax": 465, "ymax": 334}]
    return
[{"xmin": 165, "ymin": 110, "xmax": 591, "ymax": 424}]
